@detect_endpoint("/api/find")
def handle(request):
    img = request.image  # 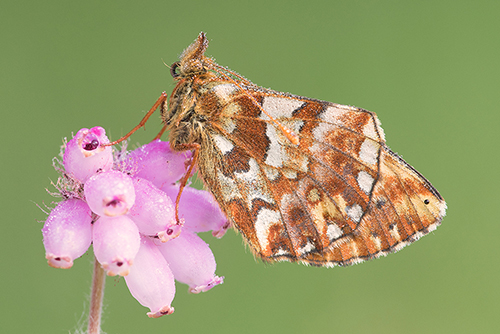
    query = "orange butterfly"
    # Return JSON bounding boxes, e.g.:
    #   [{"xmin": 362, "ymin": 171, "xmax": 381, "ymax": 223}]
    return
[{"xmin": 112, "ymin": 32, "xmax": 446, "ymax": 267}]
